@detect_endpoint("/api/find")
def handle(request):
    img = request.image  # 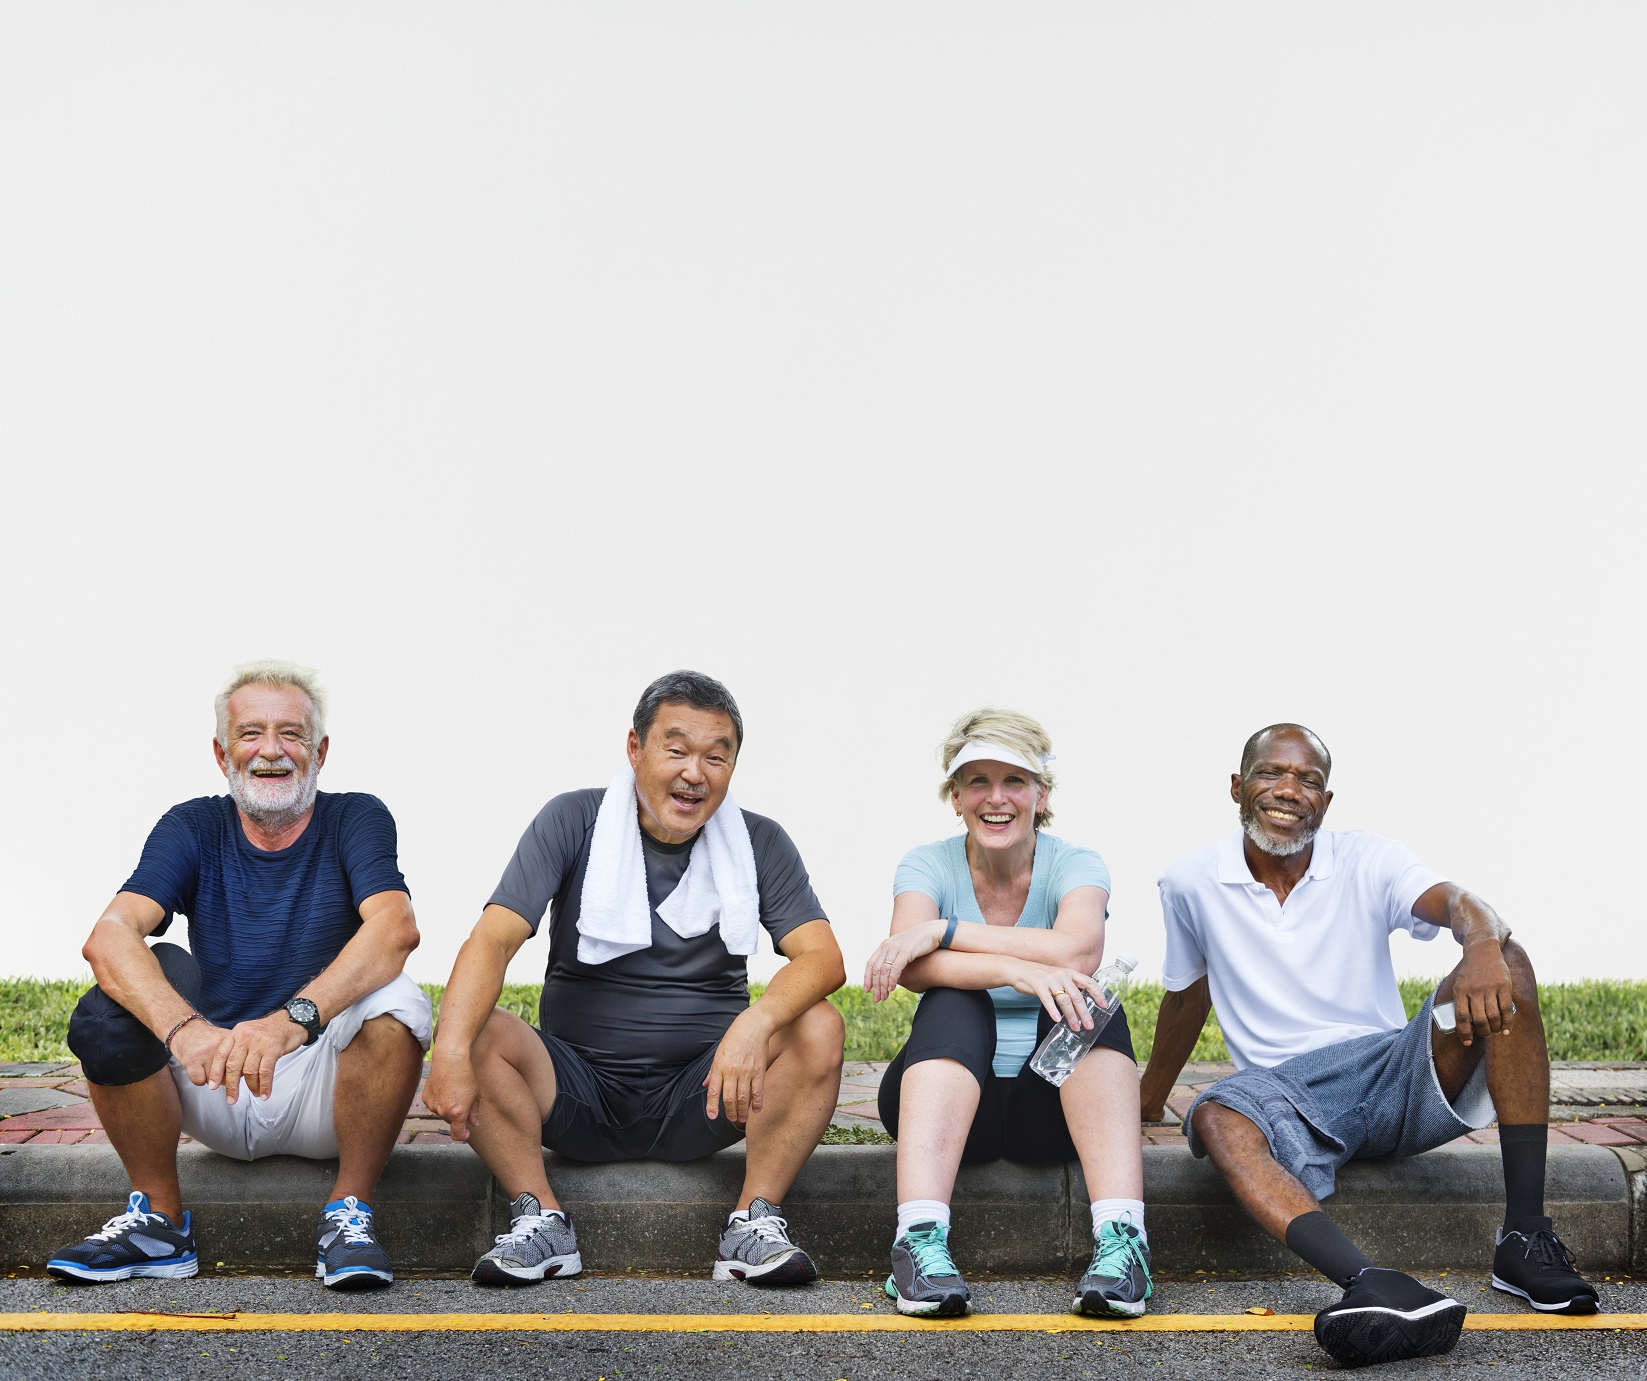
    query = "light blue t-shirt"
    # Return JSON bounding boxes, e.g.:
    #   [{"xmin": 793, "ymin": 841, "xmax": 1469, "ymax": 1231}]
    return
[{"xmin": 893, "ymin": 832, "xmax": 1112, "ymax": 1077}]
